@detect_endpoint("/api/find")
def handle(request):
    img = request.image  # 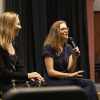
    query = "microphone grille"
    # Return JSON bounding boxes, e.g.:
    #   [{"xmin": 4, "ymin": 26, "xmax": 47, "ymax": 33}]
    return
[{"xmin": 68, "ymin": 37, "xmax": 73, "ymax": 41}]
